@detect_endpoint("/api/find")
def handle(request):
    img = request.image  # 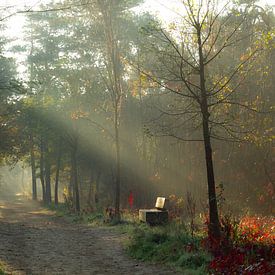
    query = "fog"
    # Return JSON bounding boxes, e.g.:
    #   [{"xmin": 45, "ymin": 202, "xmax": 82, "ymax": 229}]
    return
[
  {"xmin": 0, "ymin": 0, "xmax": 274, "ymax": 217},
  {"xmin": 0, "ymin": 164, "xmax": 31, "ymax": 198}
]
